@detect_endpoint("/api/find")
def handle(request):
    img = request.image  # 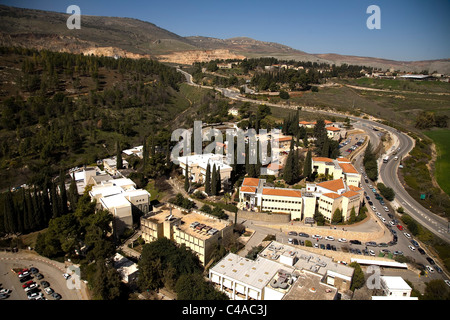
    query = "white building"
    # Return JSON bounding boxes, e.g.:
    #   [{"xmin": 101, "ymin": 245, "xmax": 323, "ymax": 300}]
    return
[
  {"xmin": 177, "ymin": 153, "xmax": 232, "ymax": 189},
  {"xmin": 209, "ymin": 241, "xmax": 353, "ymax": 300},
  {"xmin": 89, "ymin": 178, "xmax": 150, "ymax": 236},
  {"xmin": 374, "ymin": 276, "xmax": 416, "ymax": 300},
  {"xmin": 113, "ymin": 253, "xmax": 139, "ymax": 283}
]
